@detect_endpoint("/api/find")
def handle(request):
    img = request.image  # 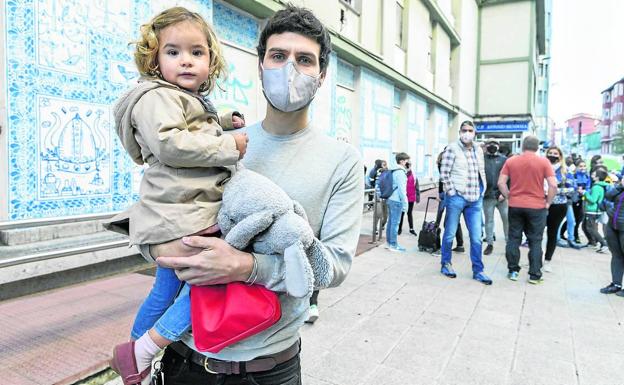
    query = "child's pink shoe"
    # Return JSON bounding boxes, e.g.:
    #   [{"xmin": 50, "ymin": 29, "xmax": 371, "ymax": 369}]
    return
[{"xmin": 110, "ymin": 341, "xmax": 151, "ymax": 385}]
